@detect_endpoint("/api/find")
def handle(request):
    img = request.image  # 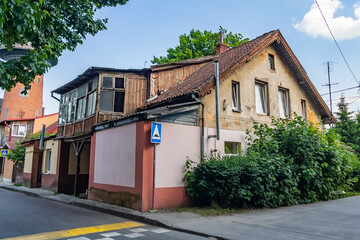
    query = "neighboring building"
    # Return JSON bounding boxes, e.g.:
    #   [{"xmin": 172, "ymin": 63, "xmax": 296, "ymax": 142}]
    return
[
  {"xmin": 50, "ymin": 67, "xmax": 150, "ymax": 195},
  {"xmin": 85, "ymin": 30, "xmax": 335, "ymax": 211}
]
